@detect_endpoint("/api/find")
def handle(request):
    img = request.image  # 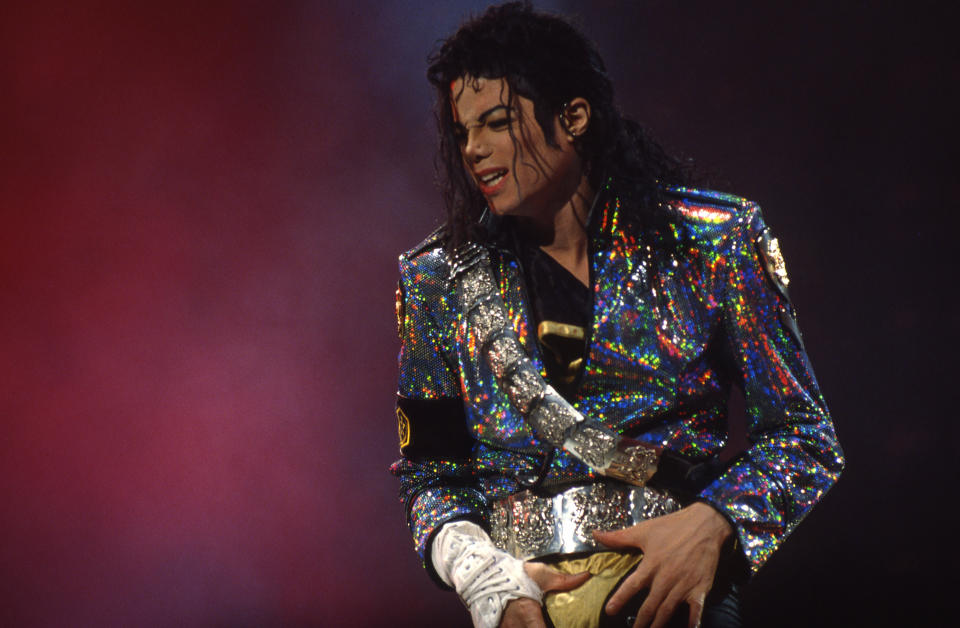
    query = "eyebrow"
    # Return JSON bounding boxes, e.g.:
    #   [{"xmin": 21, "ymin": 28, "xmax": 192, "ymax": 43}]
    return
[{"xmin": 454, "ymin": 105, "xmax": 513, "ymax": 129}]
